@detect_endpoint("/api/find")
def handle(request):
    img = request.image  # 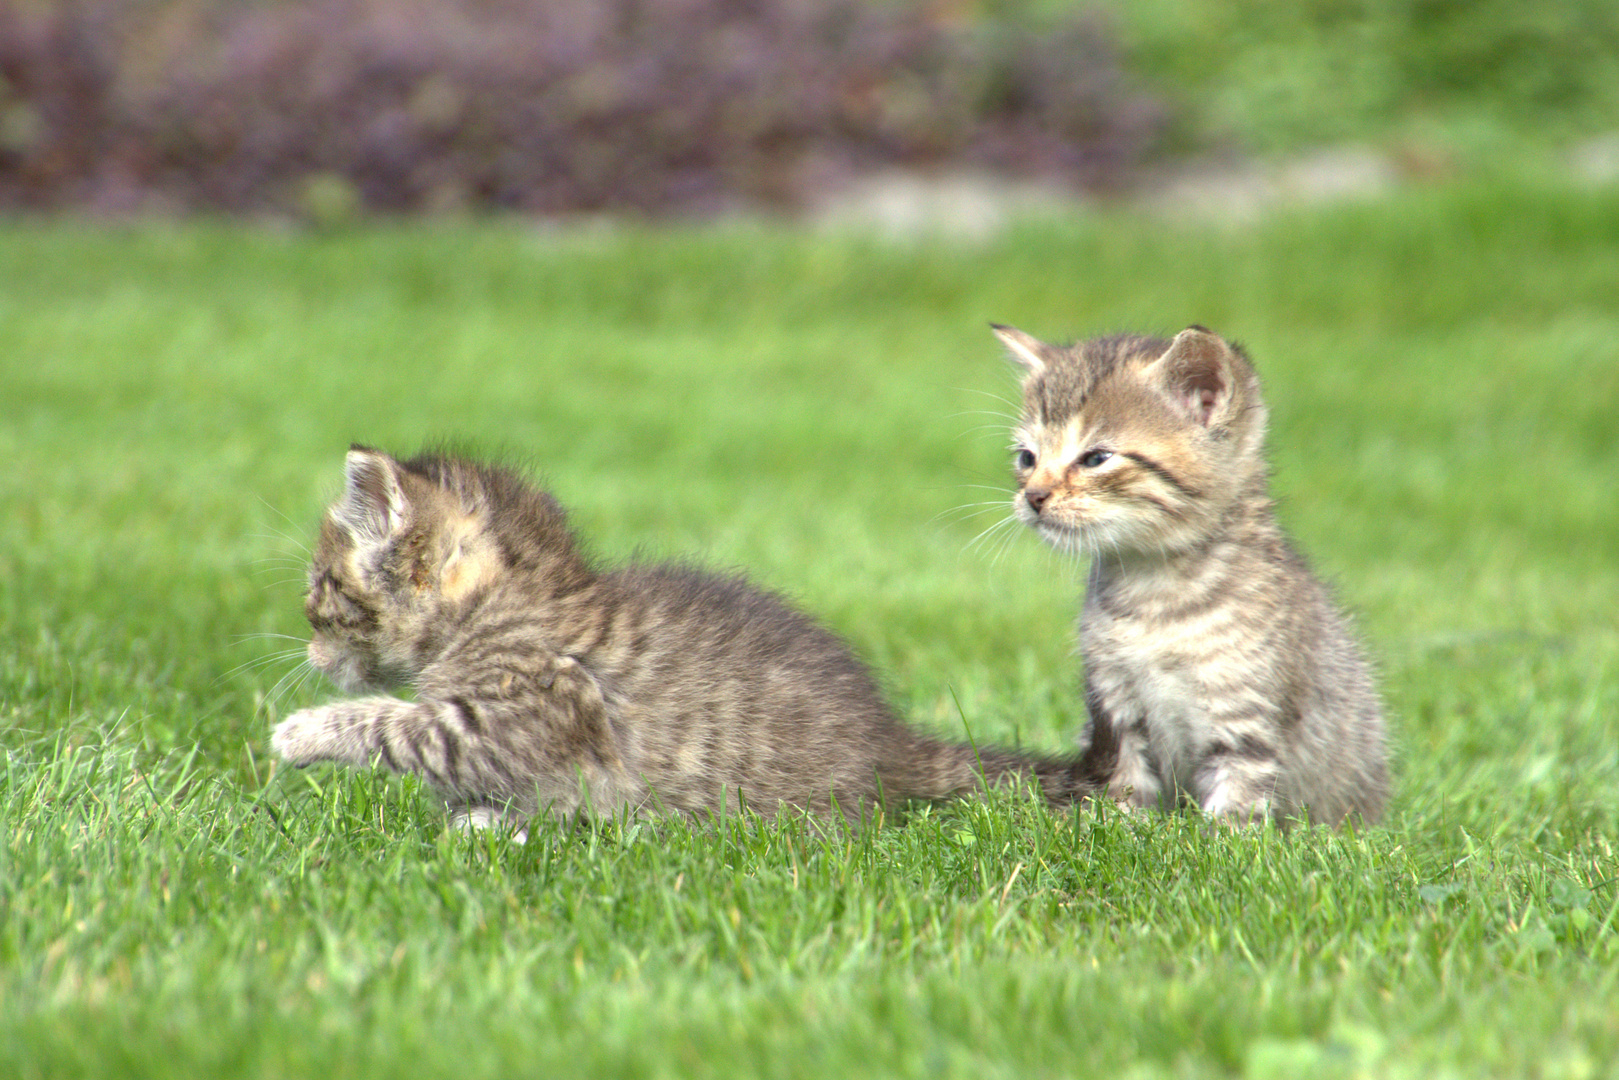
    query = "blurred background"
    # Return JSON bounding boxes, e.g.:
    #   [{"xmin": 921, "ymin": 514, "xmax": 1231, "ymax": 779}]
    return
[{"xmin": 2, "ymin": 0, "xmax": 1616, "ymax": 222}]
